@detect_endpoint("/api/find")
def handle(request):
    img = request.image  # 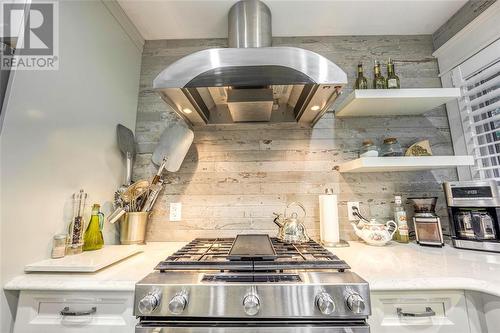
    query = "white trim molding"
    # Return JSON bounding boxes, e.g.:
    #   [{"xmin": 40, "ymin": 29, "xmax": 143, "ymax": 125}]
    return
[
  {"xmin": 433, "ymin": 0, "xmax": 500, "ymax": 76},
  {"xmin": 102, "ymin": 0, "xmax": 145, "ymax": 52}
]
